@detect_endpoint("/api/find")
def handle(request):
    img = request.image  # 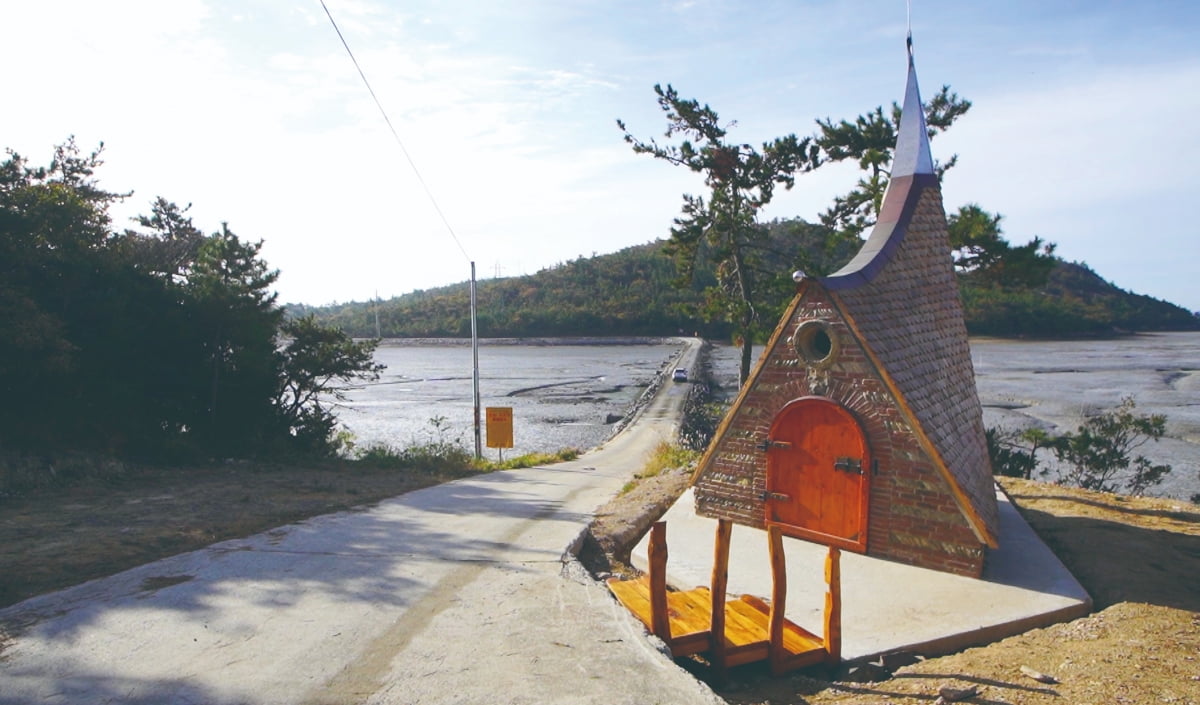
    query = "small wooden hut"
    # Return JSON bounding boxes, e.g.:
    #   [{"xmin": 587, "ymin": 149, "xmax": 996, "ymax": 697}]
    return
[
  {"xmin": 691, "ymin": 38, "xmax": 999, "ymax": 578},
  {"xmin": 609, "ymin": 36, "xmax": 1000, "ymax": 677}
]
